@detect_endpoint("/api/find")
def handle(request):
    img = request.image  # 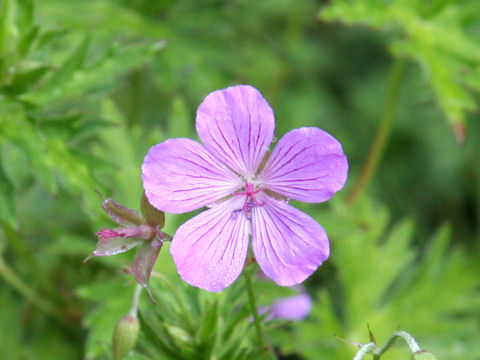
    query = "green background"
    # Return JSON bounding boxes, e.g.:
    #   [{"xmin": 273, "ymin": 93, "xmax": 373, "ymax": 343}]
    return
[{"xmin": 0, "ymin": 0, "xmax": 479, "ymax": 359}]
